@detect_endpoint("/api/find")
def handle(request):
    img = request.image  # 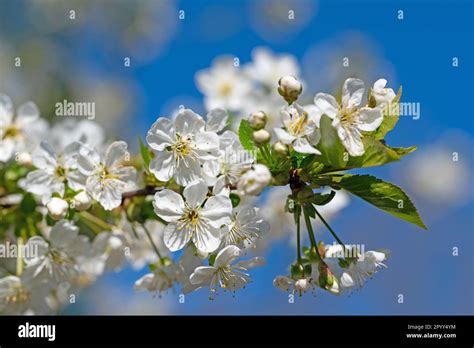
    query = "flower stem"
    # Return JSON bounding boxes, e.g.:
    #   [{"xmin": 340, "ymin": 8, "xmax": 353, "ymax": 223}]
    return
[
  {"xmin": 142, "ymin": 223, "xmax": 164, "ymax": 262},
  {"xmin": 295, "ymin": 210, "xmax": 302, "ymax": 264},
  {"xmin": 314, "ymin": 207, "xmax": 345, "ymax": 249}
]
